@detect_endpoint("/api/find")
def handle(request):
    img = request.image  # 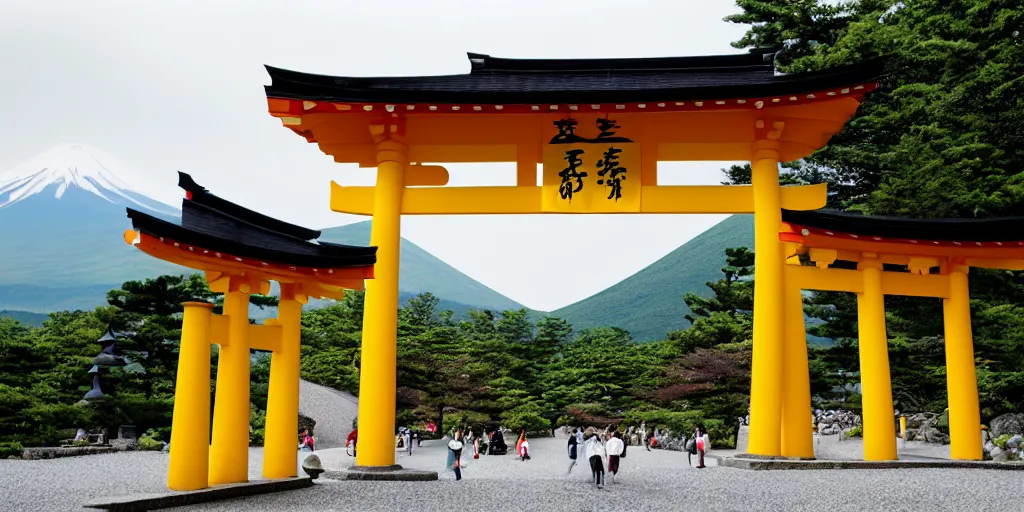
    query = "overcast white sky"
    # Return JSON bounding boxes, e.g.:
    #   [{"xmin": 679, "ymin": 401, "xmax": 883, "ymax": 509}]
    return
[{"xmin": 0, "ymin": 0, "xmax": 752, "ymax": 311}]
